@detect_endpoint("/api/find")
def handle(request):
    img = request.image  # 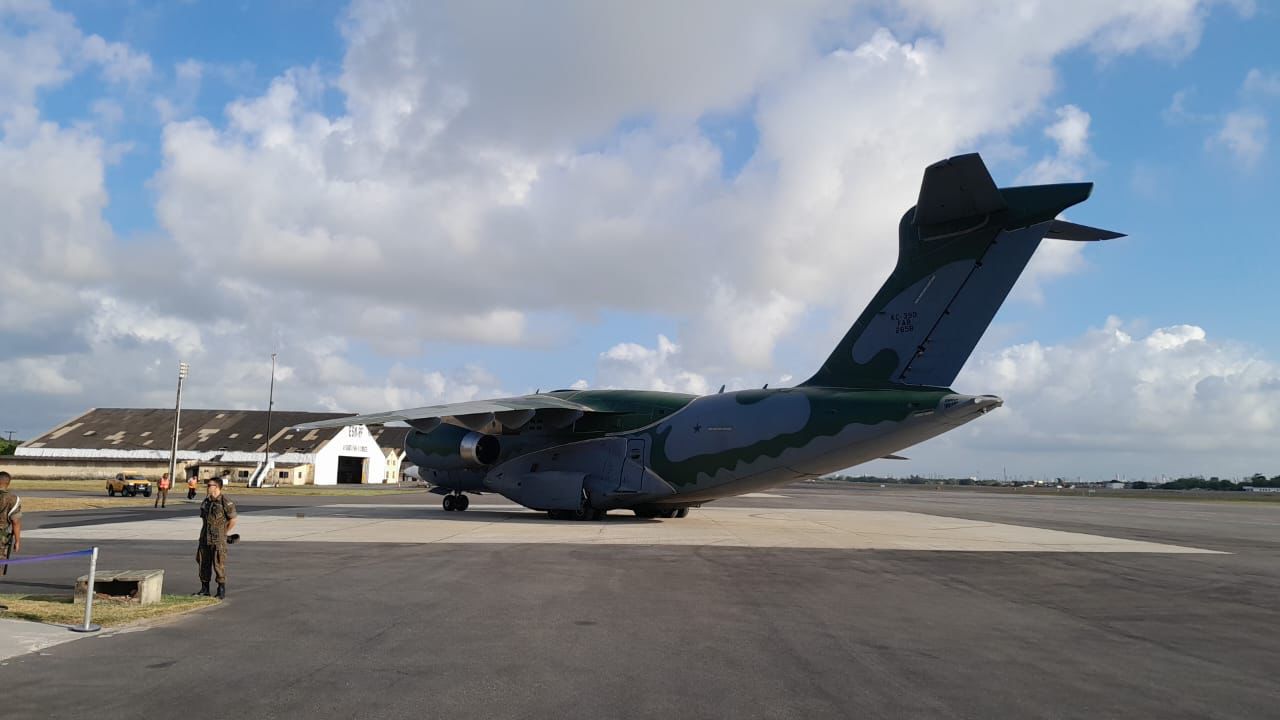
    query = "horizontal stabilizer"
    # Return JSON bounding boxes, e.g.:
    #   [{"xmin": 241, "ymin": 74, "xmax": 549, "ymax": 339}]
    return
[
  {"xmin": 914, "ymin": 153, "xmax": 1006, "ymax": 227},
  {"xmin": 1044, "ymin": 220, "xmax": 1125, "ymax": 241},
  {"xmin": 881, "ymin": 454, "xmax": 909, "ymax": 460}
]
